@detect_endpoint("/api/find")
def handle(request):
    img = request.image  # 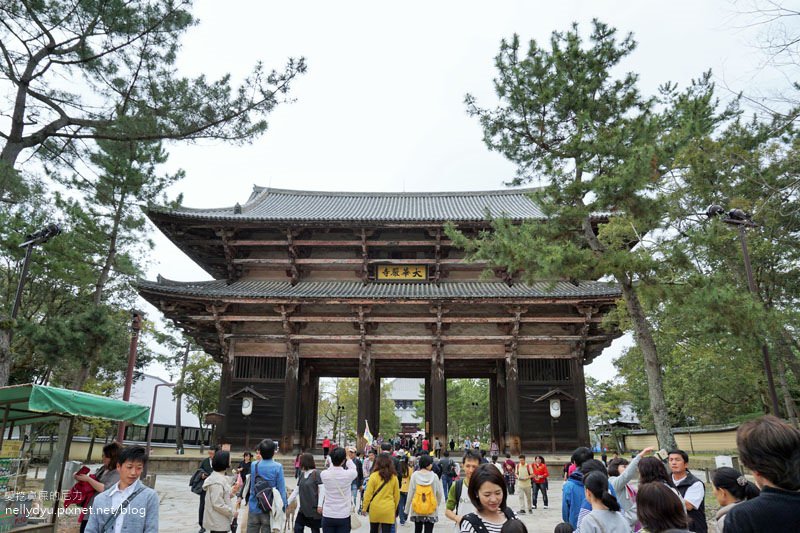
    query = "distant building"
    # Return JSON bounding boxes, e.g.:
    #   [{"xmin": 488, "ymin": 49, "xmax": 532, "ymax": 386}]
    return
[
  {"xmin": 119, "ymin": 373, "xmax": 208, "ymax": 446},
  {"xmin": 390, "ymin": 378, "xmax": 423, "ymax": 436},
  {"xmin": 590, "ymin": 401, "xmax": 641, "ymax": 451}
]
